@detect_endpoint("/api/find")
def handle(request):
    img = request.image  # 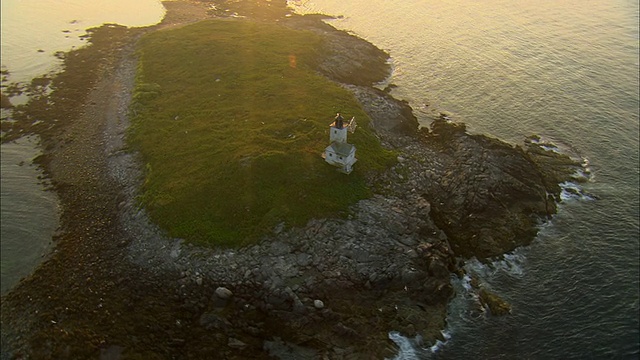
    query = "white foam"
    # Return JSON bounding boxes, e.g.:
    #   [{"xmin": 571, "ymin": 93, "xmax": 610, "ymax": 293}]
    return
[
  {"xmin": 560, "ymin": 181, "xmax": 595, "ymax": 201},
  {"xmin": 540, "ymin": 144, "xmax": 561, "ymax": 153},
  {"xmin": 464, "ymin": 254, "xmax": 525, "ymax": 279},
  {"xmin": 461, "ymin": 273, "xmax": 473, "ymax": 291},
  {"xmin": 429, "ymin": 339, "xmax": 445, "ymax": 353},
  {"xmin": 388, "ymin": 331, "xmax": 421, "ymax": 360},
  {"xmin": 429, "ymin": 331, "xmax": 452, "ymax": 353},
  {"xmin": 498, "ymin": 252, "xmax": 526, "ymax": 277}
]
